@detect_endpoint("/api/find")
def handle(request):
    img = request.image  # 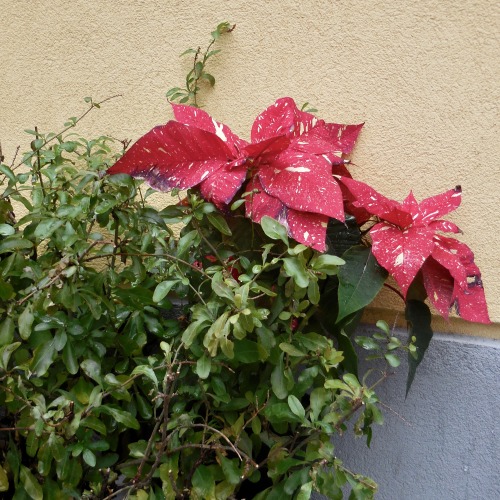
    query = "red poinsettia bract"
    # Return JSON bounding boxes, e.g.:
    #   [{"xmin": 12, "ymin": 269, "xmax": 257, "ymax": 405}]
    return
[
  {"xmin": 107, "ymin": 98, "xmax": 363, "ymax": 251},
  {"xmin": 340, "ymin": 178, "xmax": 490, "ymax": 324}
]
